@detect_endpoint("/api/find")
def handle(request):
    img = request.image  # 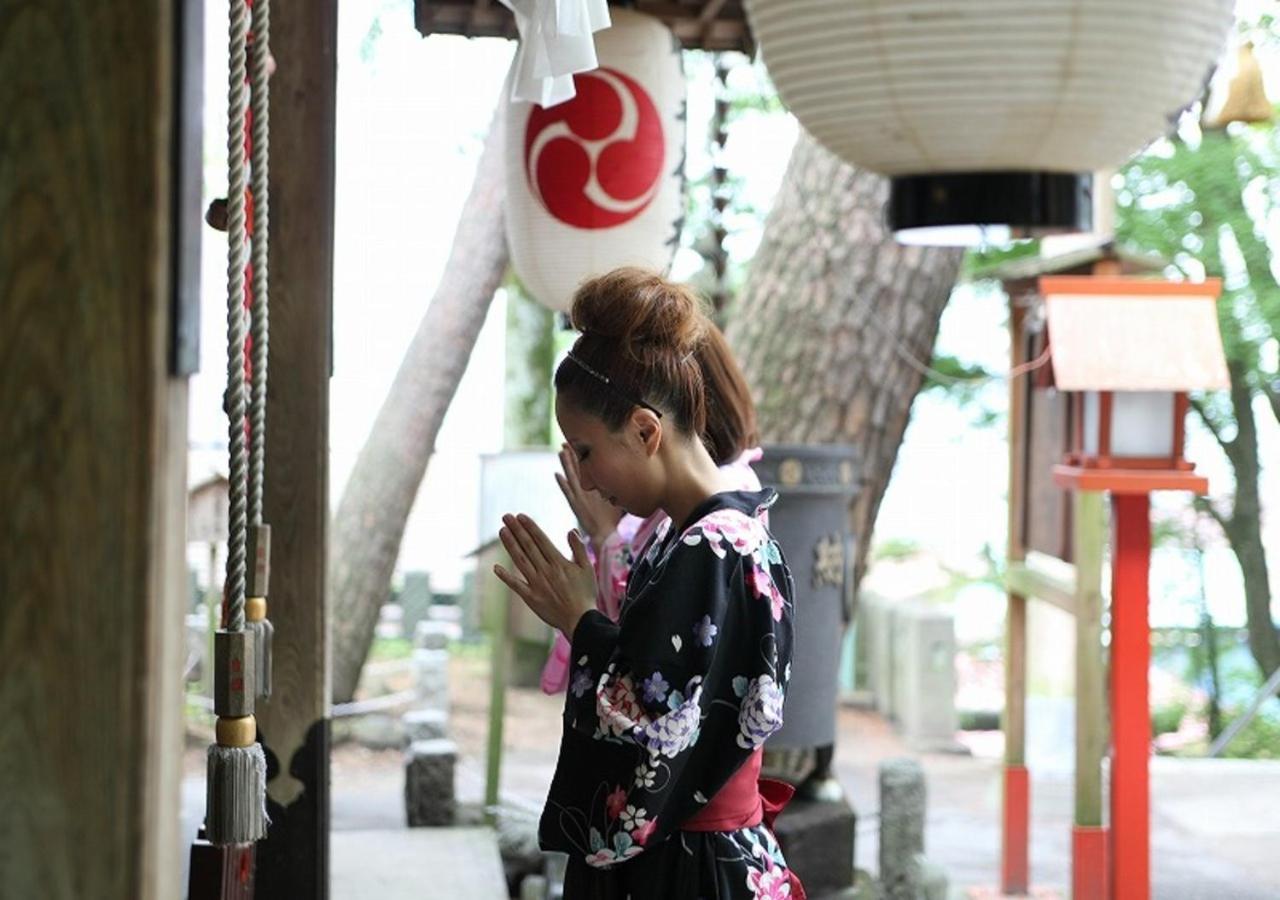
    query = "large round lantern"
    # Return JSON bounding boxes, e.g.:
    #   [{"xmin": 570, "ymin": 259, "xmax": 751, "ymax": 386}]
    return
[
  {"xmin": 505, "ymin": 9, "xmax": 686, "ymax": 312},
  {"xmin": 744, "ymin": 0, "xmax": 1233, "ymax": 245}
]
